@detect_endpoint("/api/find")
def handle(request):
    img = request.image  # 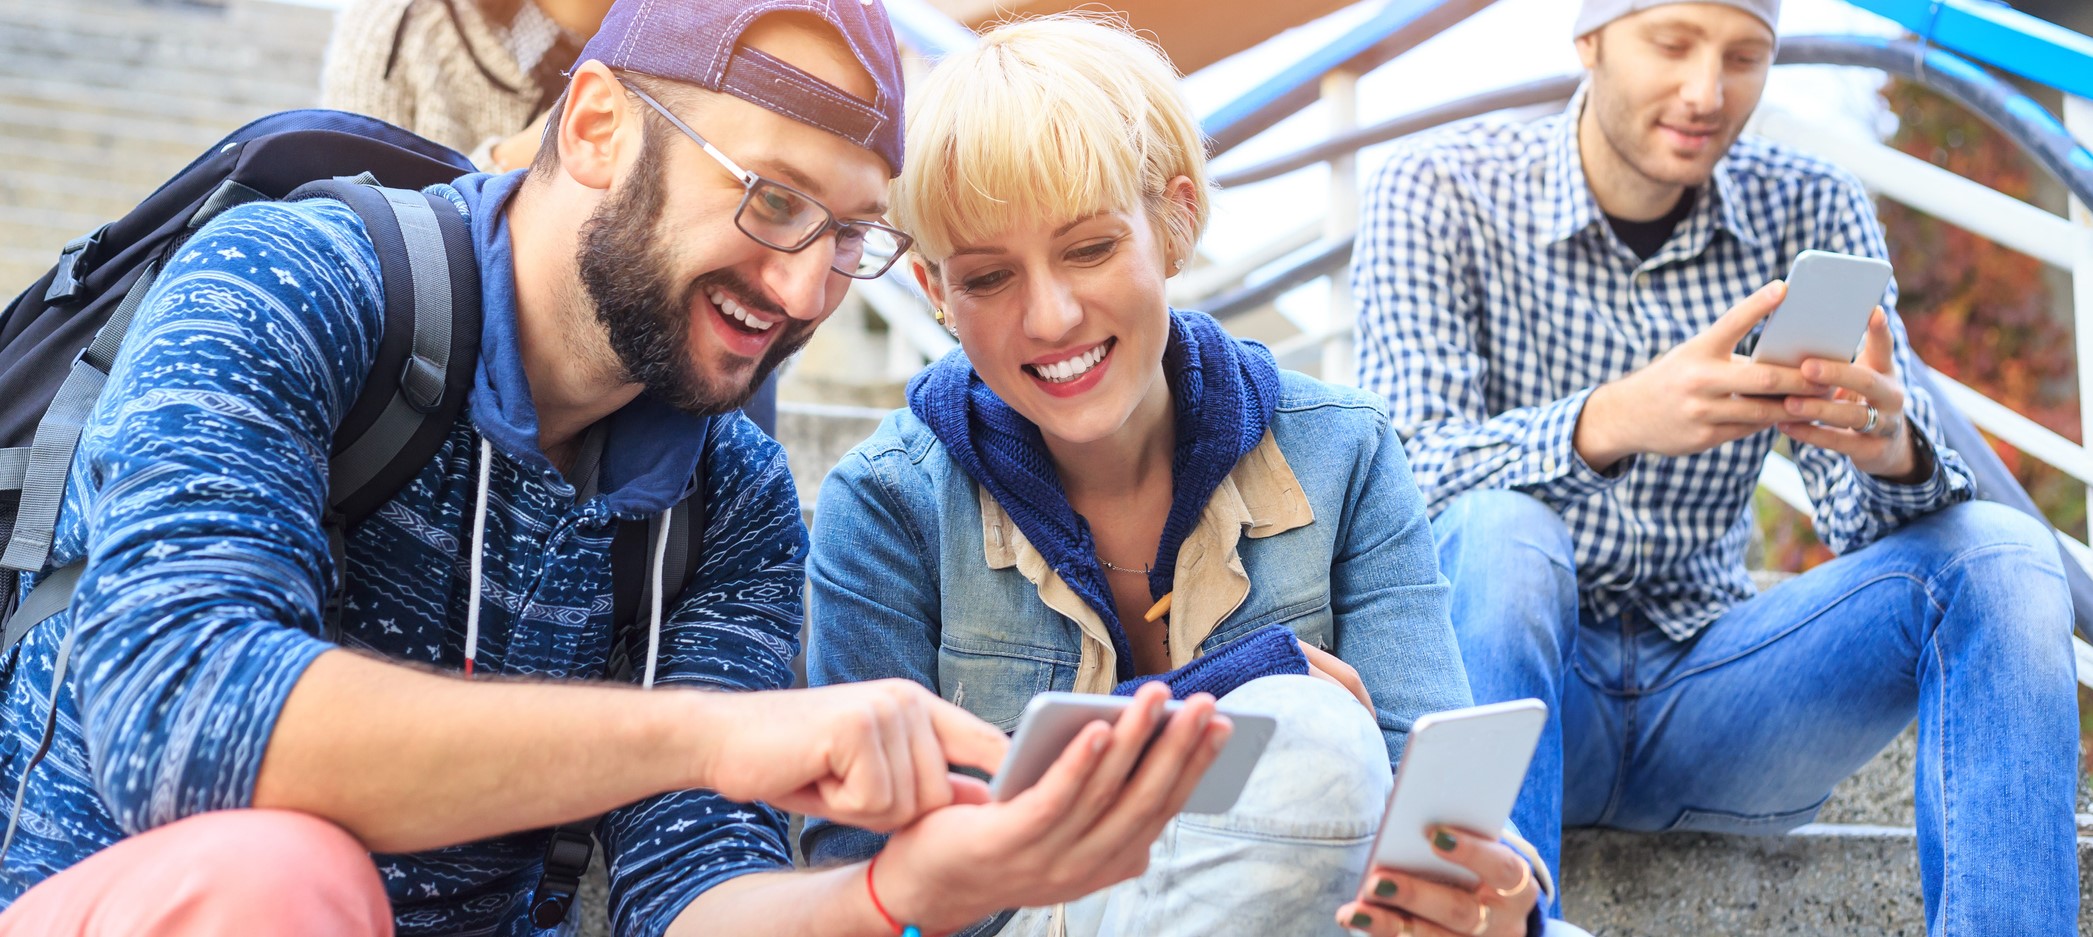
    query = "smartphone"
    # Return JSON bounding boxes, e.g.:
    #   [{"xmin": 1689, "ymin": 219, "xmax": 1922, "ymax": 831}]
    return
[
  {"xmin": 1749, "ymin": 249, "xmax": 1894, "ymax": 372},
  {"xmin": 987, "ymin": 692, "xmax": 1279, "ymax": 815},
  {"xmin": 1362, "ymin": 699, "xmax": 1547, "ymax": 889}
]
